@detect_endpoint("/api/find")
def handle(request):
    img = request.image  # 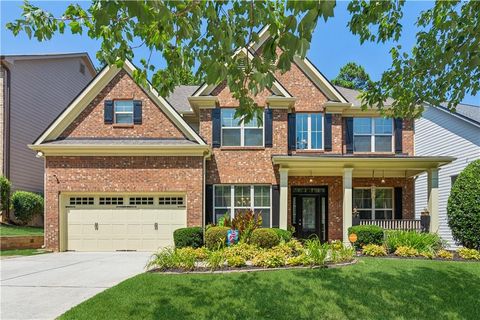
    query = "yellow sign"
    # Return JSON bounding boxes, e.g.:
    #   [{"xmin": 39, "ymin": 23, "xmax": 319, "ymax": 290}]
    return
[{"xmin": 349, "ymin": 233, "xmax": 358, "ymax": 243}]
